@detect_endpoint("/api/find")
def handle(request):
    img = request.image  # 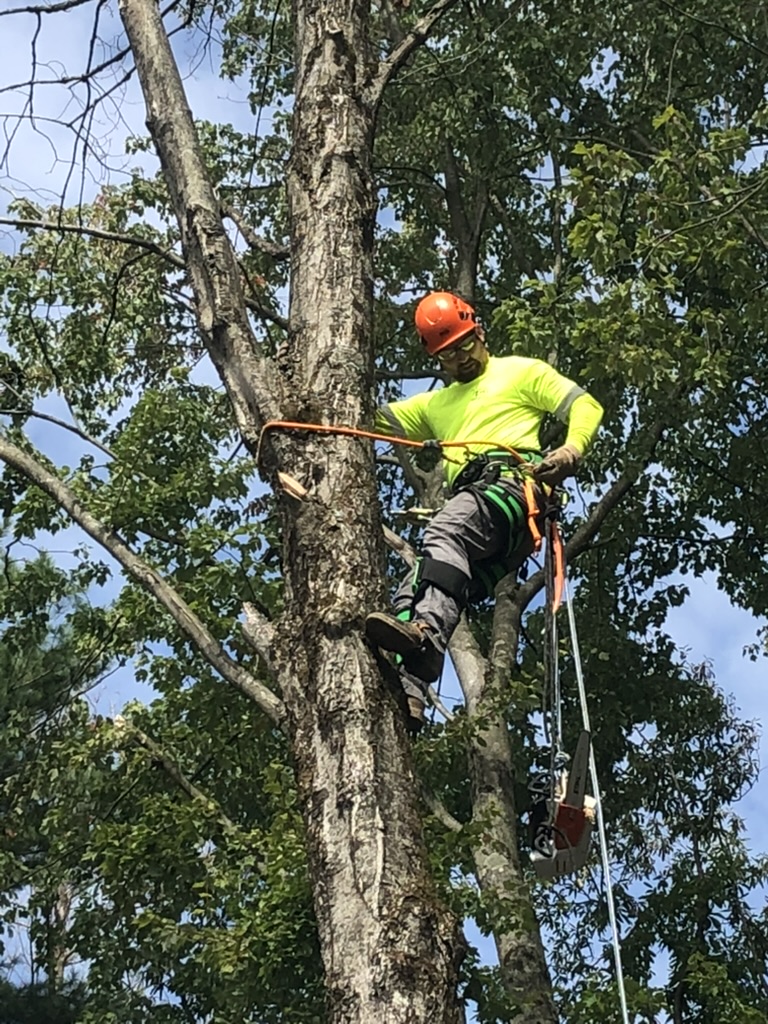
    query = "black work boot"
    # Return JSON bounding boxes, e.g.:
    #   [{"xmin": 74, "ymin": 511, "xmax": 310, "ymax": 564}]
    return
[{"xmin": 365, "ymin": 611, "xmax": 444, "ymax": 683}]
